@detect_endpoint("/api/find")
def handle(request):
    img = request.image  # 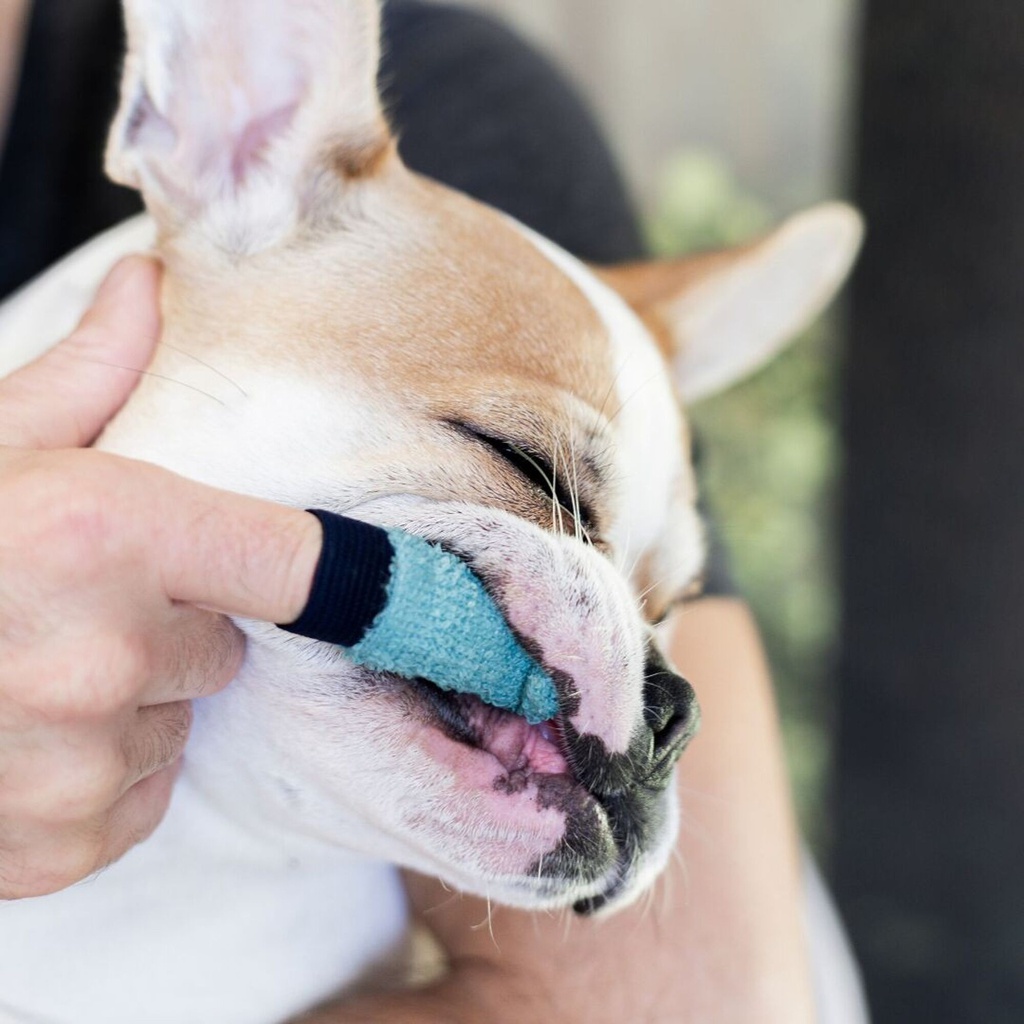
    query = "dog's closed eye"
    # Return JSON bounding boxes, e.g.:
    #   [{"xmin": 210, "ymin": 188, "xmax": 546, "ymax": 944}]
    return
[{"xmin": 447, "ymin": 421, "xmax": 600, "ymax": 544}]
